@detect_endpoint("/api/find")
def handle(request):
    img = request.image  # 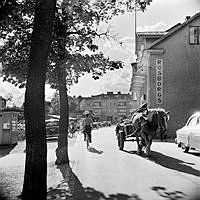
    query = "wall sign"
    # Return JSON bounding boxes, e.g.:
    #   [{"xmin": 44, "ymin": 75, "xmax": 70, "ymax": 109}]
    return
[{"xmin": 156, "ymin": 59, "xmax": 163, "ymax": 104}]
